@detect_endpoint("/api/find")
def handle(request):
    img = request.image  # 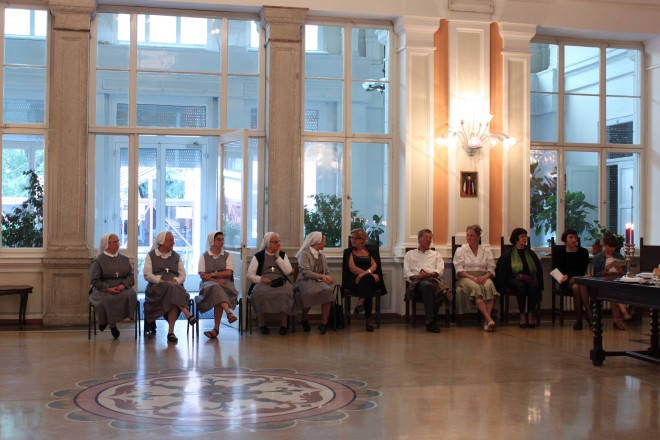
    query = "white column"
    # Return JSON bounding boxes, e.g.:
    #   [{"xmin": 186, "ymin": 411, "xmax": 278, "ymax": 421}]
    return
[
  {"xmin": 498, "ymin": 23, "xmax": 536, "ymax": 236},
  {"xmin": 645, "ymin": 36, "xmax": 660, "ymax": 244},
  {"xmin": 394, "ymin": 16, "xmax": 439, "ymax": 249}
]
